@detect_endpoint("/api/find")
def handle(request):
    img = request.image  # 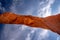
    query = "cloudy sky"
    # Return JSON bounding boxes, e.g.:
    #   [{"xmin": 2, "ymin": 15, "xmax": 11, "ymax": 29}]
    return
[{"xmin": 0, "ymin": 0, "xmax": 60, "ymax": 40}]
